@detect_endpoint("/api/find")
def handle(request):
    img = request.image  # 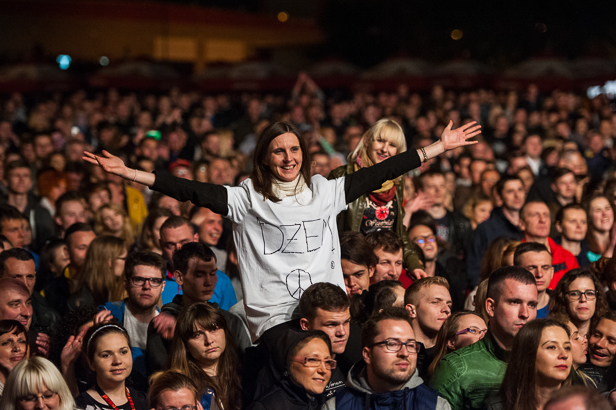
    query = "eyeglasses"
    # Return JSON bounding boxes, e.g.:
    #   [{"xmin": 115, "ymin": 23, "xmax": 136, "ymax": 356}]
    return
[
  {"xmin": 412, "ymin": 235, "xmax": 436, "ymax": 245},
  {"xmin": 371, "ymin": 339, "xmax": 419, "ymax": 354},
  {"xmin": 456, "ymin": 327, "xmax": 488, "ymax": 337},
  {"xmin": 293, "ymin": 357, "xmax": 337, "ymax": 370},
  {"xmin": 130, "ymin": 276, "xmax": 164, "ymax": 287},
  {"xmin": 19, "ymin": 392, "xmax": 57, "ymax": 403},
  {"xmin": 157, "ymin": 406, "xmax": 197, "ymax": 410},
  {"xmin": 566, "ymin": 290, "xmax": 597, "ymax": 300}
]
